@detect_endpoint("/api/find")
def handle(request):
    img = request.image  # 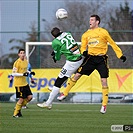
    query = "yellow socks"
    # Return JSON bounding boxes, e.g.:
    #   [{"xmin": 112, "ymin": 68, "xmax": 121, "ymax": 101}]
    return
[
  {"xmin": 22, "ymin": 99, "xmax": 28, "ymax": 106},
  {"xmin": 63, "ymin": 77, "xmax": 77, "ymax": 96},
  {"xmin": 102, "ymin": 87, "xmax": 109, "ymax": 106},
  {"xmin": 13, "ymin": 103, "xmax": 22, "ymax": 116}
]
